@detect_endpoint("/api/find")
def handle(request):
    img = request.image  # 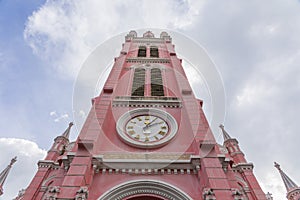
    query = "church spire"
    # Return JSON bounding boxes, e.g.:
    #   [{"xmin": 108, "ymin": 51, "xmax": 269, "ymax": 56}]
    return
[
  {"xmin": 45, "ymin": 122, "xmax": 74, "ymax": 161},
  {"xmin": 274, "ymin": 162, "xmax": 299, "ymax": 192},
  {"xmin": 219, "ymin": 124, "xmax": 231, "ymax": 141},
  {"xmin": 219, "ymin": 124, "xmax": 247, "ymax": 163},
  {"xmin": 0, "ymin": 156, "xmax": 17, "ymax": 196},
  {"xmin": 61, "ymin": 122, "xmax": 74, "ymax": 139}
]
